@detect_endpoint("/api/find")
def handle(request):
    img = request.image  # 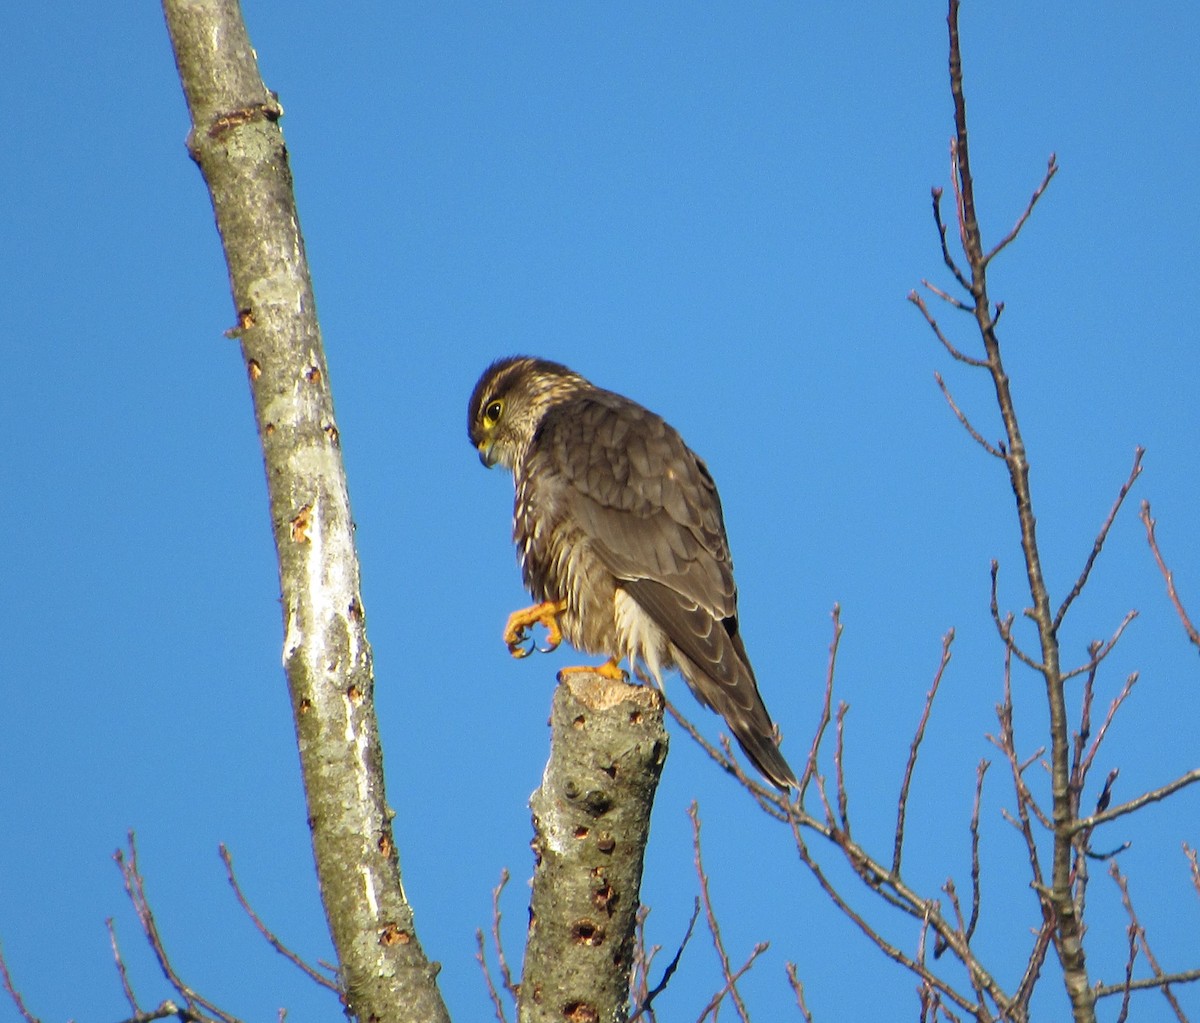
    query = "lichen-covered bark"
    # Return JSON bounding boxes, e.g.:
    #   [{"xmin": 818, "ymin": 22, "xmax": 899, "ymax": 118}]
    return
[
  {"xmin": 160, "ymin": 3, "xmax": 449, "ymax": 1020},
  {"xmin": 520, "ymin": 672, "xmax": 668, "ymax": 1023}
]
